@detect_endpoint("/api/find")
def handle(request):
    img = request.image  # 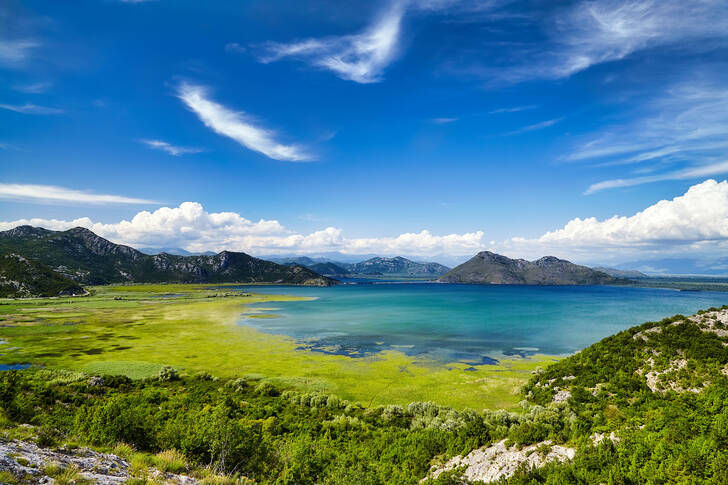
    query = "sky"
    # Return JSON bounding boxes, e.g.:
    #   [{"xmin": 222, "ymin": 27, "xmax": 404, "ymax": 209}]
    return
[{"xmin": 1, "ymin": 0, "xmax": 728, "ymax": 271}]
